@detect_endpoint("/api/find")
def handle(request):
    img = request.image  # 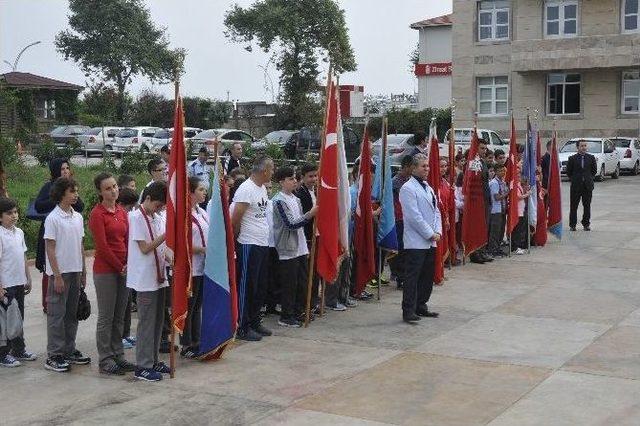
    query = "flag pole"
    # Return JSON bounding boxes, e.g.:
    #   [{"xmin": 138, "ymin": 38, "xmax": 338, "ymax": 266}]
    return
[
  {"xmin": 508, "ymin": 110, "xmax": 513, "ymax": 258},
  {"xmin": 169, "ymin": 77, "xmax": 180, "ymax": 379},
  {"xmin": 377, "ymin": 117, "xmax": 389, "ymax": 301},
  {"xmin": 526, "ymin": 109, "xmax": 531, "ymax": 254},
  {"xmin": 305, "ymin": 64, "xmax": 333, "ymax": 327}
]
